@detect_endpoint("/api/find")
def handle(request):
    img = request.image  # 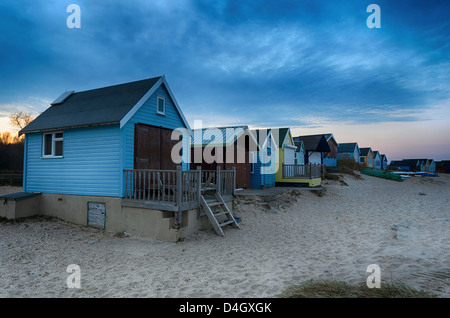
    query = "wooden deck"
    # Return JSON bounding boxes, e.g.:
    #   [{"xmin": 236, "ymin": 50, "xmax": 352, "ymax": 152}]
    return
[
  {"xmin": 123, "ymin": 166, "xmax": 236, "ymax": 227},
  {"xmin": 282, "ymin": 164, "xmax": 323, "ymax": 179}
]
